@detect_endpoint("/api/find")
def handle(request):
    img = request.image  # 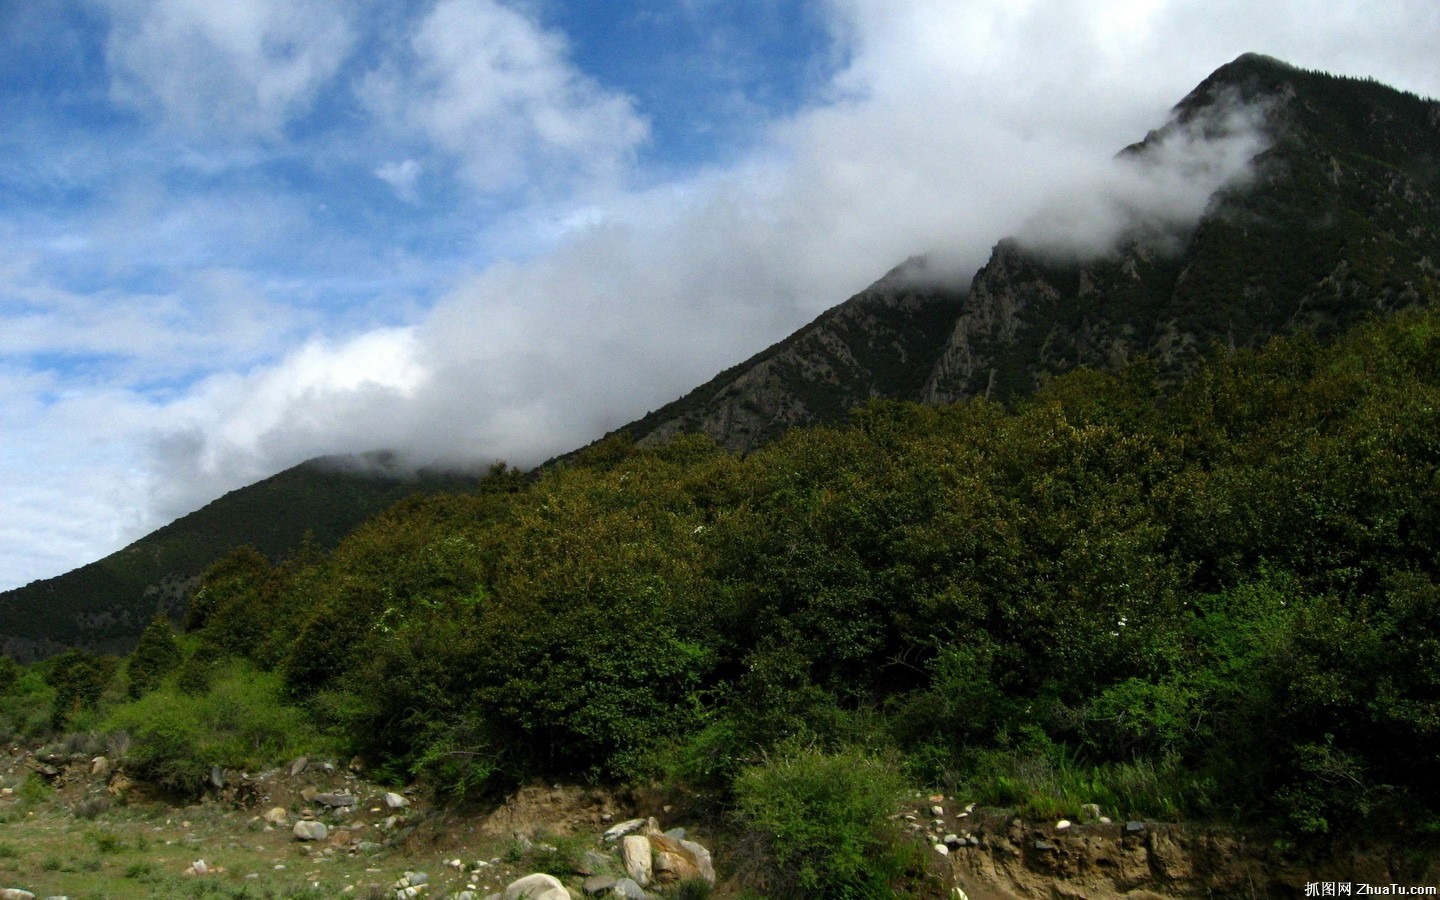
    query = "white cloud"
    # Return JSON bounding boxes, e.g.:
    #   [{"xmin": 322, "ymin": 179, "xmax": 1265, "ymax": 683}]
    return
[
  {"xmin": 360, "ymin": 0, "xmax": 649, "ymax": 194},
  {"xmin": 375, "ymin": 159, "xmax": 423, "ymax": 202},
  {"xmin": 101, "ymin": 0, "xmax": 354, "ymax": 137},
  {"xmin": 1014, "ymin": 99, "xmax": 1271, "ymax": 259}
]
